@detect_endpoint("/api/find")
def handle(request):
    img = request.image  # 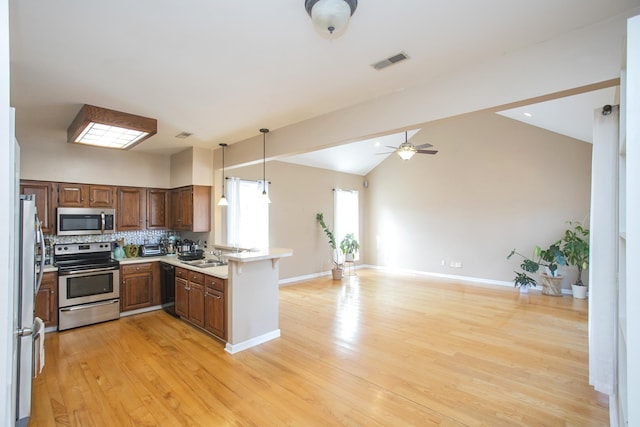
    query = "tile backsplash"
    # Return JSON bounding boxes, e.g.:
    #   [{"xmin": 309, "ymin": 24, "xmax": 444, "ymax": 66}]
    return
[{"xmin": 45, "ymin": 230, "xmax": 179, "ymax": 246}]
